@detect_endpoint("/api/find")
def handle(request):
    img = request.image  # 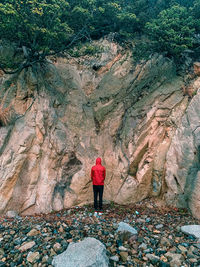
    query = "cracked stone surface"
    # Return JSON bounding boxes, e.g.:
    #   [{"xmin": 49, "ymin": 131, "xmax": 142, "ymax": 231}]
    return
[
  {"xmin": 0, "ymin": 39, "xmax": 199, "ymax": 218},
  {"xmin": 165, "ymin": 78, "xmax": 200, "ymax": 219}
]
